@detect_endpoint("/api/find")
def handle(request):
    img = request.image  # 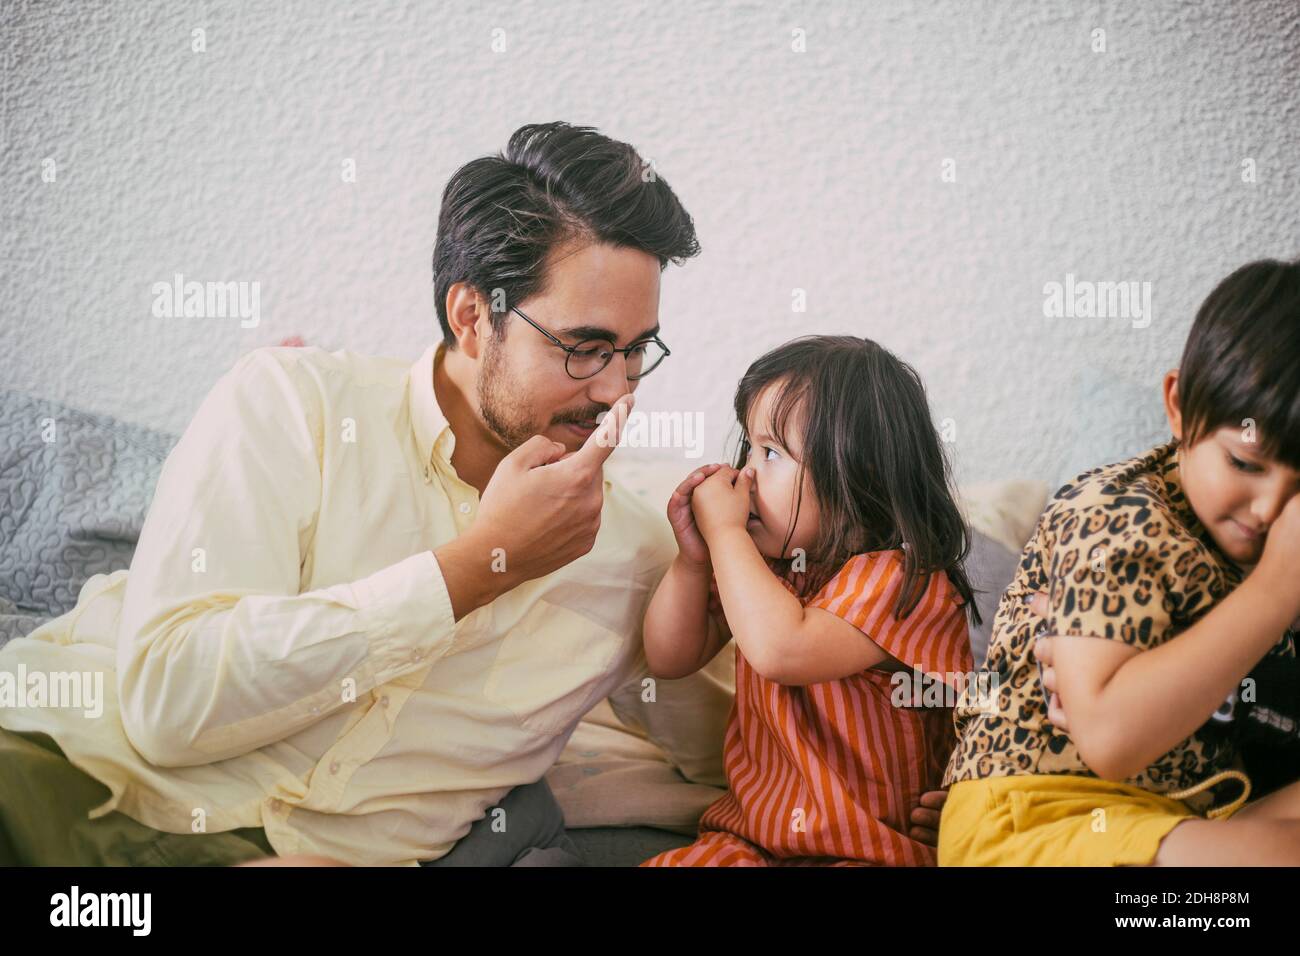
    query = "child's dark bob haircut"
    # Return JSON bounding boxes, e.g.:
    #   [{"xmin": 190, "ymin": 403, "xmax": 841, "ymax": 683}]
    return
[
  {"xmin": 732, "ymin": 335, "xmax": 980, "ymax": 626},
  {"xmin": 1178, "ymin": 257, "xmax": 1300, "ymax": 467}
]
